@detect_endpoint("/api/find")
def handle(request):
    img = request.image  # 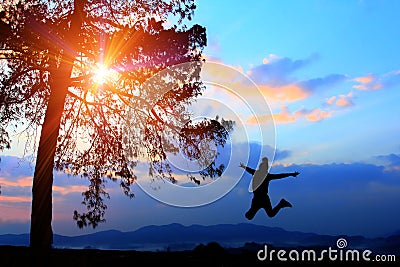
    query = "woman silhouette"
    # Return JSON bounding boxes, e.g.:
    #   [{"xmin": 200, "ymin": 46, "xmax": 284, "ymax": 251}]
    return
[{"xmin": 240, "ymin": 157, "xmax": 299, "ymax": 220}]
